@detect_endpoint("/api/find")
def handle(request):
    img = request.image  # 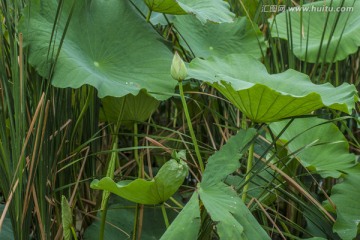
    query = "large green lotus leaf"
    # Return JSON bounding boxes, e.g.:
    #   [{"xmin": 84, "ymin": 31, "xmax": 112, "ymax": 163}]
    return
[
  {"xmin": 154, "ymin": 158, "xmax": 188, "ymax": 201},
  {"xmin": 160, "ymin": 192, "xmax": 200, "ymax": 240},
  {"xmin": 144, "ymin": 0, "xmax": 187, "ymax": 15},
  {"xmin": 188, "ymin": 54, "xmax": 358, "ymax": 122},
  {"xmin": 305, "ymin": 238, "xmax": 327, "ymax": 240},
  {"xmin": 269, "ymin": 118, "xmax": 356, "ymax": 178},
  {"xmin": 224, "ymin": 166, "xmax": 278, "ymax": 206},
  {"xmin": 328, "ymin": 165, "xmax": 360, "ymax": 240},
  {"xmin": 161, "ymin": 130, "xmax": 266, "ymax": 239},
  {"xmin": 237, "ymin": 0, "xmax": 259, "ymax": 20},
  {"xmin": 20, "ymin": 0, "xmax": 176, "ymax": 100},
  {"xmin": 173, "ymin": 15, "xmax": 265, "ymax": 59},
  {"xmin": 100, "ymin": 90, "xmax": 159, "ymax": 124},
  {"xmin": 0, "ymin": 204, "xmax": 14, "ymax": 240},
  {"xmin": 303, "ymin": 205, "xmax": 340, "ymax": 240},
  {"xmin": 61, "ymin": 196, "xmax": 72, "ymax": 240},
  {"xmin": 198, "ymin": 129, "xmax": 269, "ymax": 239},
  {"xmin": 202, "ymin": 128, "xmax": 257, "ymax": 187},
  {"xmin": 270, "ymin": 0, "xmax": 360, "ymax": 62},
  {"xmin": 199, "ymin": 183, "xmax": 270, "ymax": 239},
  {"xmin": 144, "ymin": 0, "xmax": 235, "ymax": 23},
  {"xmin": 91, "ymin": 159, "xmax": 188, "ymax": 204},
  {"xmin": 132, "ymin": 0, "xmax": 172, "ymax": 25},
  {"xmin": 84, "ymin": 196, "xmax": 179, "ymax": 239},
  {"xmin": 92, "ymin": 178, "xmax": 158, "ymax": 204}
]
